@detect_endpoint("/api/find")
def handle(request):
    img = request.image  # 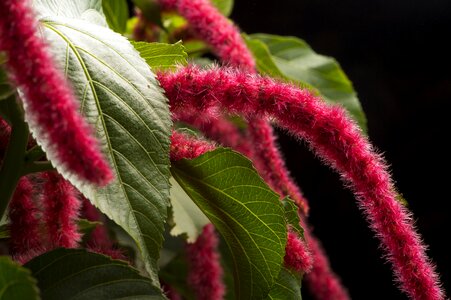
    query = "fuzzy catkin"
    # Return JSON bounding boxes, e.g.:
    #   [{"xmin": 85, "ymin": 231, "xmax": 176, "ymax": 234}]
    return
[
  {"xmin": 285, "ymin": 231, "xmax": 313, "ymax": 272},
  {"xmin": 8, "ymin": 177, "xmax": 42, "ymax": 259},
  {"xmin": 42, "ymin": 171, "xmax": 81, "ymax": 249},
  {"xmin": 0, "ymin": 0, "xmax": 112, "ymax": 185},
  {"xmin": 185, "ymin": 224, "xmax": 226, "ymax": 300},
  {"xmin": 159, "ymin": 0, "xmax": 310, "ymax": 214},
  {"xmin": 159, "ymin": 66, "xmax": 444, "ymax": 300}
]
